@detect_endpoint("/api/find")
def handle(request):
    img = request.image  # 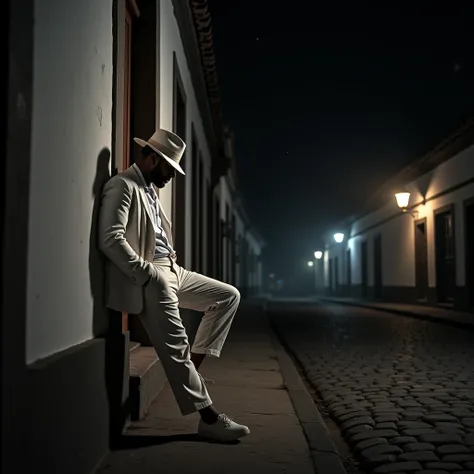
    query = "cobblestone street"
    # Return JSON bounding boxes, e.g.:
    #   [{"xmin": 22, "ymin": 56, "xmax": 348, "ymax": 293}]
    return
[{"xmin": 269, "ymin": 300, "xmax": 474, "ymax": 474}]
